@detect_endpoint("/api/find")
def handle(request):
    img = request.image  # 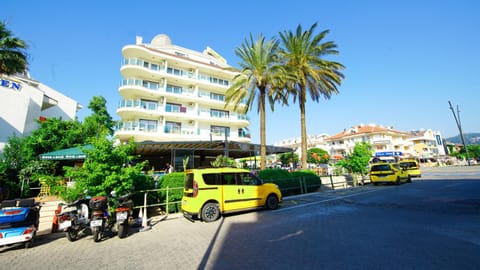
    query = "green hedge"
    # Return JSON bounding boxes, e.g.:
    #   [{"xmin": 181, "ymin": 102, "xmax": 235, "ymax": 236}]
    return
[
  {"xmin": 259, "ymin": 169, "xmax": 322, "ymax": 196},
  {"xmin": 157, "ymin": 172, "xmax": 184, "ymax": 213}
]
